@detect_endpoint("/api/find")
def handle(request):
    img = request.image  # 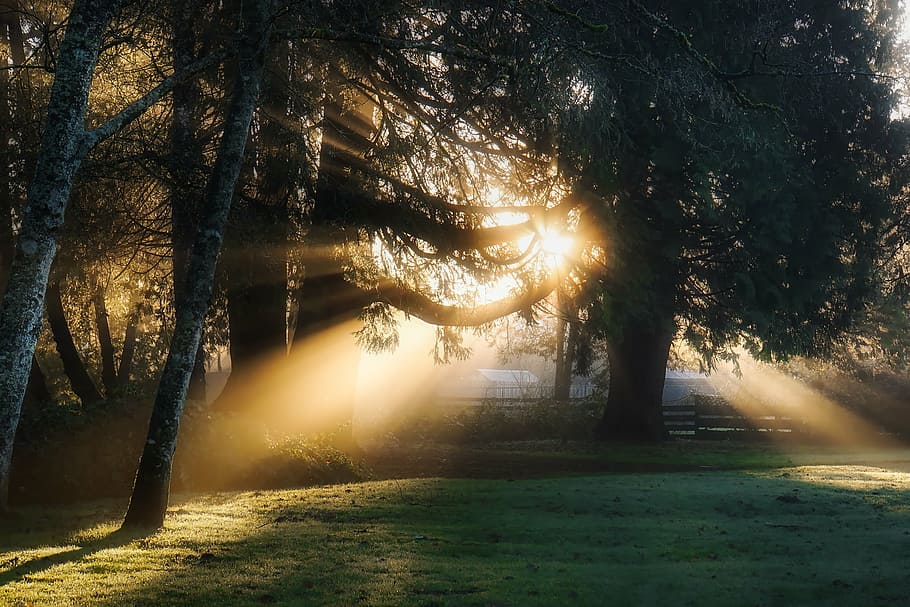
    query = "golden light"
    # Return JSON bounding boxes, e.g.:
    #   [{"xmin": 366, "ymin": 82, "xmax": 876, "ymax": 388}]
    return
[
  {"xmin": 712, "ymin": 356, "xmax": 902, "ymax": 448},
  {"xmin": 539, "ymin": 227, "xmax": 574, "ymax": 258},
  {"xmin": 355, "ymin": 315, "xmax": 496, "ymax": 441}
]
